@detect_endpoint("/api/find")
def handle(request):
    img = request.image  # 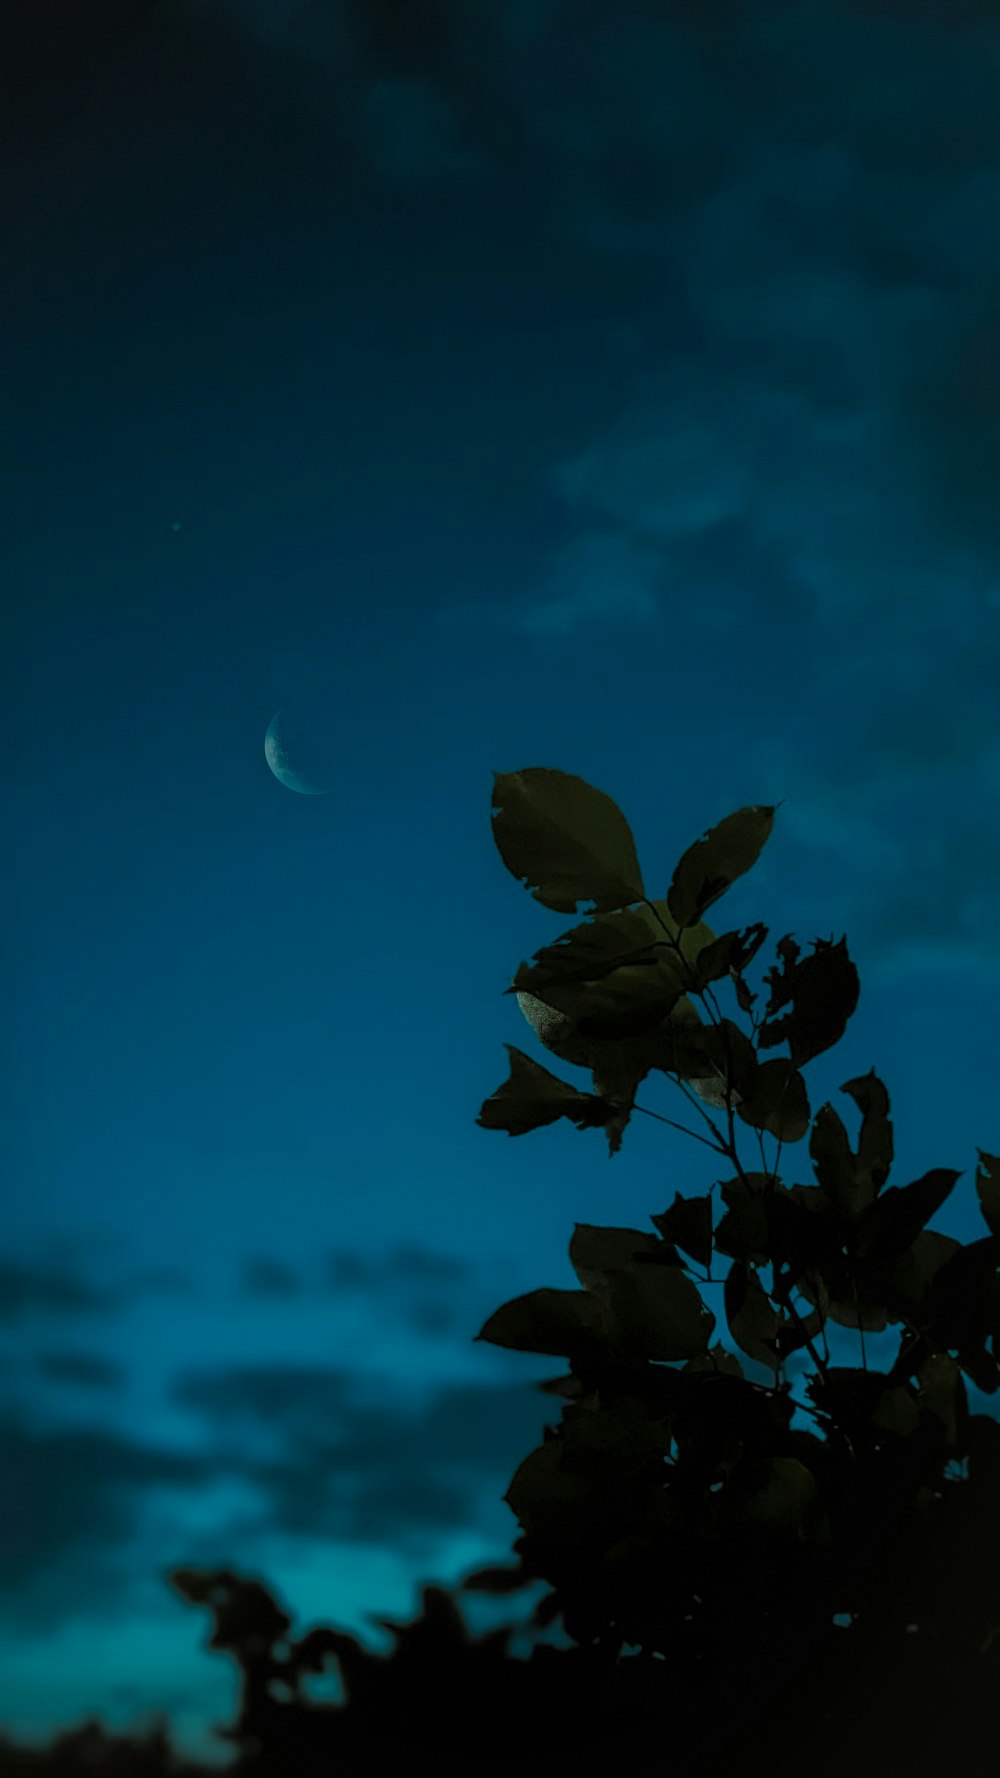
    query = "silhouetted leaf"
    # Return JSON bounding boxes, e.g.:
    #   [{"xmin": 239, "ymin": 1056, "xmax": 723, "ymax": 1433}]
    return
[
  {"xmin": 569, "ymin": 1223, "xmax": 663, "ymax": 1288},
  {"xmin": 515, "ymin": 988, "xmax": 682, "ymax": 1156},
  {"xmin": 842, "ymin": 1069, "xmax": 894, "ymax": 1193},
  {"xmin": 666, "ymin": 805, "xmax": 779, "ymax": 930},
  {"xmin": 508, "ymin": 898, "xmax": 703, "ymax": 1009},
  {"xmin": 477, "ymin": 1044, "xmax": 614, "ymax": 1137},
  {"xmin": 681, "ymin": 1018, "xmax": 758, "ymax": 1109},
  {"xmin": 884, "ymin": 1228, "xmax": 963, "ymax": 1317},
  {"xmin": 809, "ymin": 1100, "xmax": 868, "ymax": 1219},
  {"xmin": 854, "ymin": 1168, "xmax": 961, "ymax": 1266},
  {"xmin": 651, "ymin": 1191, "xmax": 714, "ymax": 1272},
  {"xmin": 474, "ymin": 1286, "xmax": 610, "ymax": 1359},
  {"xmin": 715, "ymin": 1173, "xmax": 773, "ymax": 1267},
  {"xmin": 913, "ymin": 1233, "xmax": 1000, "ymax": 1392},
  {"xmin": 684, "ymin": 1342, "xmax": 745, "ymax": 1379},
  {"xmin": 687, "ymin": 922, "xmax": 769, "ymax": 991},
  {"xmin": 724, "ymin": 1260, "xmax": 784, "ymax": 1370},
  {"xmin": 723, "ymin": 1455, "xmax": 828, "ymax": 1545},
  {"xmin": 735, "ymin": 1057, "xmax": 810, "ymax": 1142},
  {"xmin": 604, "ymin": 1260, "xmax": 716, "ymax": 1361},
  {"xmin": 975, "ymin": 1149, "xmax": 1000, "ymax": 1237},
  {"xmin": 759, "ymin": 934, "xmax": 860, "ymax": 1067},
  {"xmin": 491, "ymin": 768, "xmax": 645, "ymax": 914},
  {"xmin": 916, "ymin": 1351, "xmax": 967, "ymax": 1452},
  {"xmin": 504, "ymin": 1439, "xmax": 606, "ymax": 1543}
]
